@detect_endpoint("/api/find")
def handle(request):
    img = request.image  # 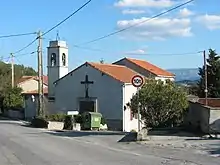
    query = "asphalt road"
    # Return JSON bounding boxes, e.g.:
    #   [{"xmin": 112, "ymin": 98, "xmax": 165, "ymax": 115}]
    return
[{"xmin": 0, "ymin": 119, "xmax": 219, "ymax": 165}]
